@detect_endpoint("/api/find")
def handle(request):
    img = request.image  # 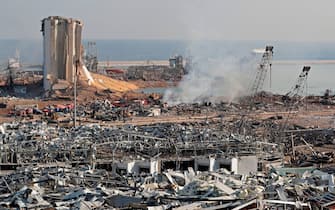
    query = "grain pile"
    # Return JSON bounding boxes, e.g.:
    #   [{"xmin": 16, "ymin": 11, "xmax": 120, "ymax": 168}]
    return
[
  {"xmin": 90, "ymin": 72, "xmax": 138, "ymax": 91},
  {"xmin": 79, "ymin": 66, "xmax": 138, "ymax": 92}
]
